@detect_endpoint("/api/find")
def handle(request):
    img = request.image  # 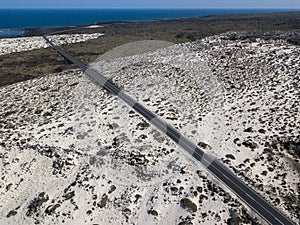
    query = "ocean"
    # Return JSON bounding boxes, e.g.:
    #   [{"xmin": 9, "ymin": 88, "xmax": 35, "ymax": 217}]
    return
[{"xmin": 0, "ymin": 8, "xmax": 298, "ymax": 38}]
